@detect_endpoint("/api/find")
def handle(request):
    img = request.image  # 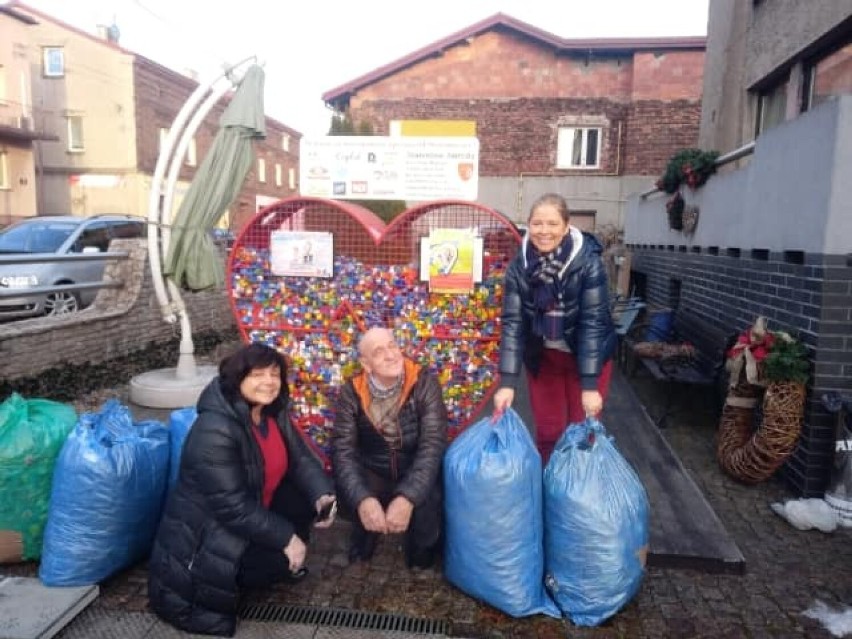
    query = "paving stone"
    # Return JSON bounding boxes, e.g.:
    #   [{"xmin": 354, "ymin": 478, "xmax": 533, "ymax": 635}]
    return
[{"xmin": 9, "ymin": 373, "xmax": 851, "ymax": 639}]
